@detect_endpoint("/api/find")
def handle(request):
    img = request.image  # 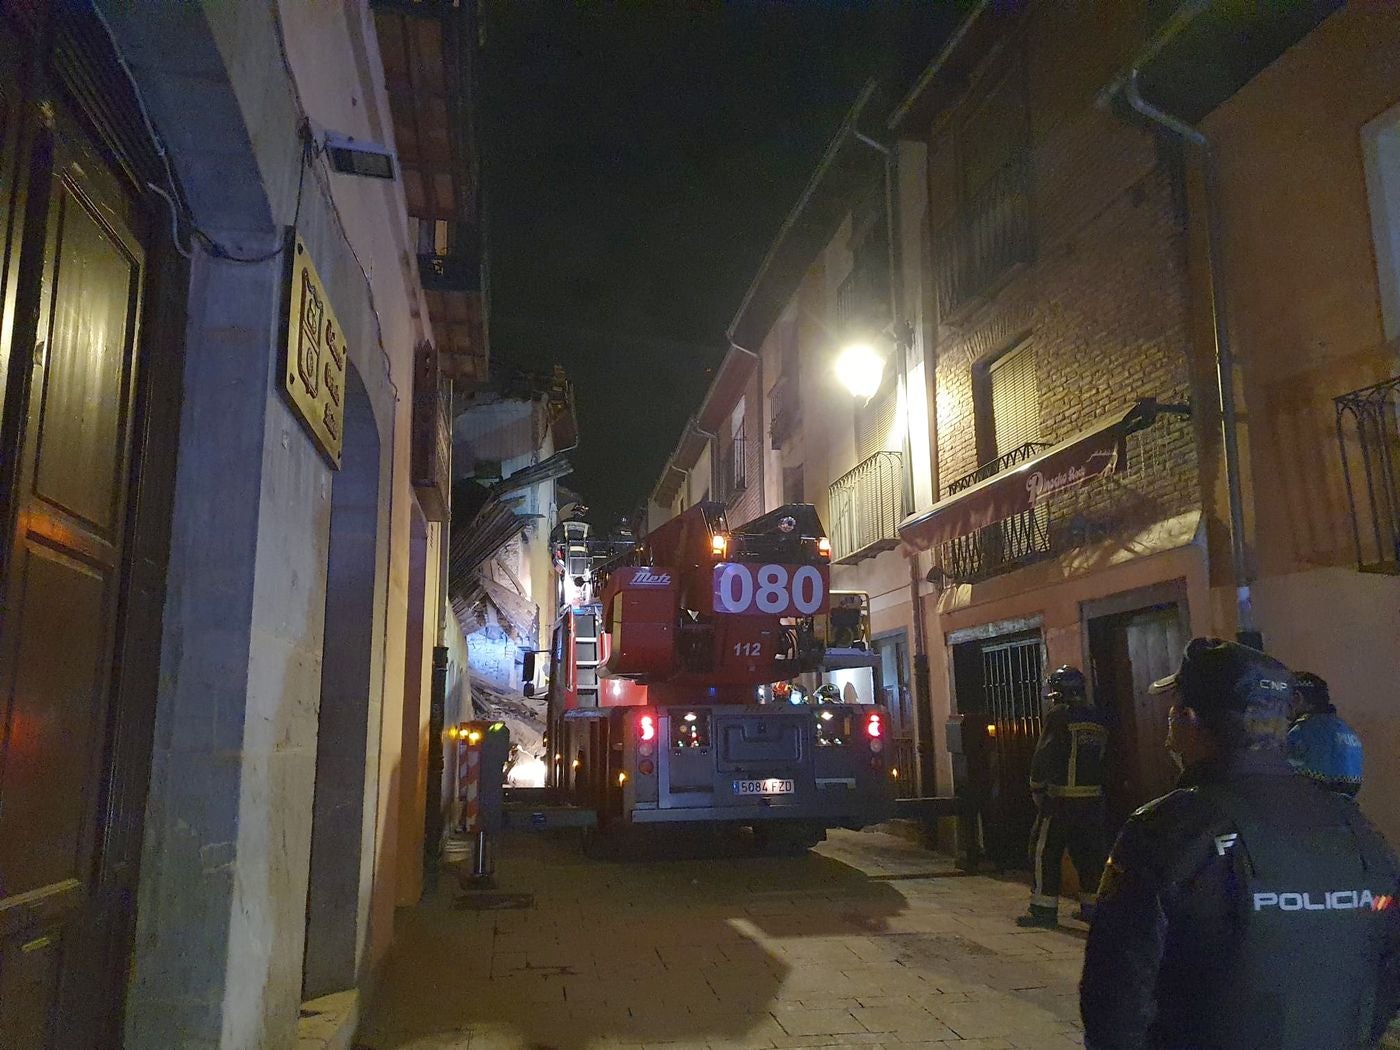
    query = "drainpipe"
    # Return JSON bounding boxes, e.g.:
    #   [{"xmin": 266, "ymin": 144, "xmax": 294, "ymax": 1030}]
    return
[
  {"xmin": 424, "ymin": 381, "xmax": 454, "ymax": 888},
  {"xmin": 1124, "ymin": 72, "xmax": 1258, "ymax": 647},
  {"xmin": 854, "ymin": 128, "xmax": 937, "ymax": 799}
]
